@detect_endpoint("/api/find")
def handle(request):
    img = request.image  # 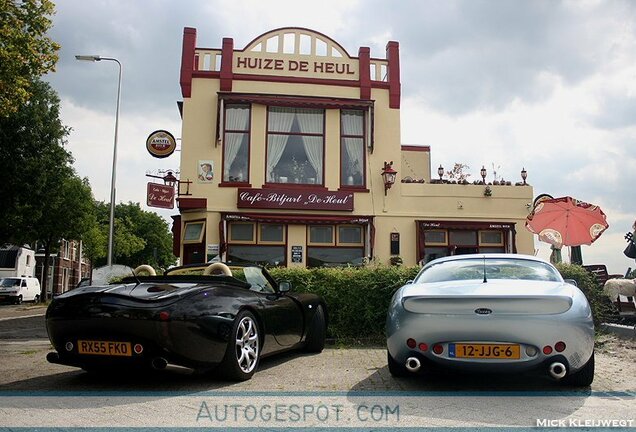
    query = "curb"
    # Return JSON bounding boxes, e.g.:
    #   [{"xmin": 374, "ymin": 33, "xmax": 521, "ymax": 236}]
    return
[{"xmin": 600, "ymin": 322, "xmax": 636, "ymax": 339}]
